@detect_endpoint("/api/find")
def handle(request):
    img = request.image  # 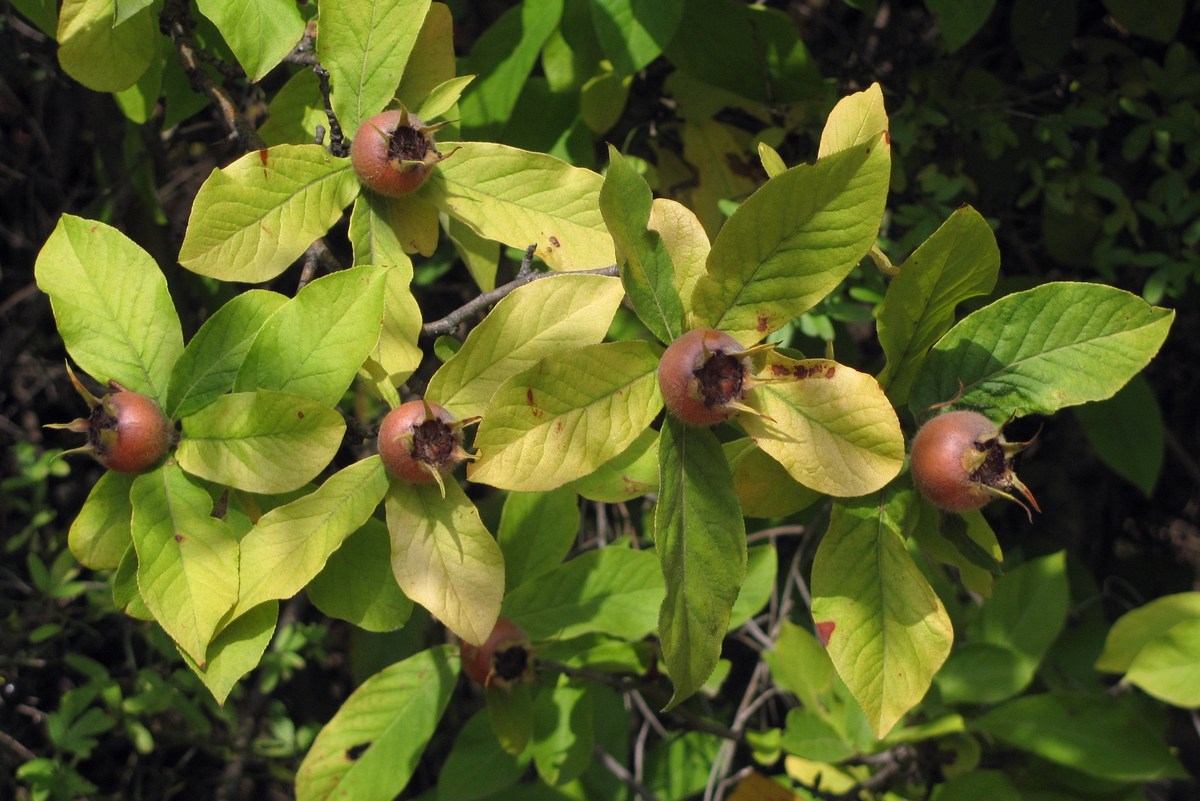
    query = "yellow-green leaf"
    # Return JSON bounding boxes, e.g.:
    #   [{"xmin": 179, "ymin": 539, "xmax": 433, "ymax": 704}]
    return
[
  {"xmin": 57, "ymin": 0, "xmax": 155, "ymax": 92},
  {"xmin": 817, "ymin": 82, "xmax": 888, "ymax": 159}
]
